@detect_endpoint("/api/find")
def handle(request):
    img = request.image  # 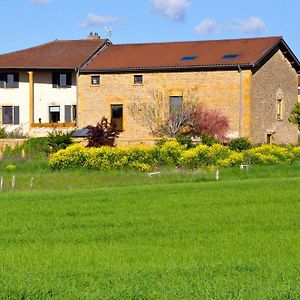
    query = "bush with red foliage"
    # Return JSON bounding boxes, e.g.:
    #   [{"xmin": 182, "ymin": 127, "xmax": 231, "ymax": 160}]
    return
[
  {"xmin": 86, "ymin": 117, "xmax": 119, "ymax": 147},
  {"xmin": 192, "ymin": 105, "xmax": 229, "ymax": 141}
]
